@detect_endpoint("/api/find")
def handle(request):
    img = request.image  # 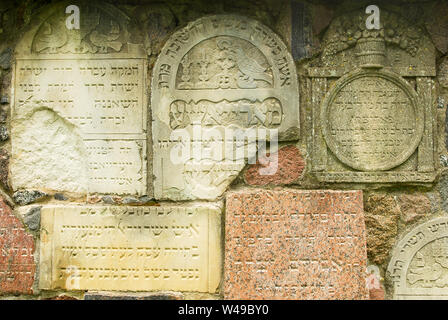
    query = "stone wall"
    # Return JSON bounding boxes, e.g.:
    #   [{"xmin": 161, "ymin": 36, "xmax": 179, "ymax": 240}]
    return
[{"xmin": 0, "ymin": 0, "xmax": 447, "ymax": 300}]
